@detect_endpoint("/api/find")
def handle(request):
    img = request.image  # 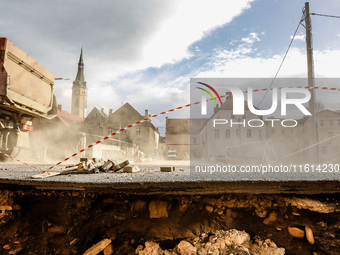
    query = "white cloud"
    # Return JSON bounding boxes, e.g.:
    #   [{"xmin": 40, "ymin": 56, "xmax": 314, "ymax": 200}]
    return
[
  {"xmin": 142, "ymin": 0, "xmax": 253, "ymax": 68},
  {"xmin": 291, "ymin": 34, "xmax": 305, "ymax": 41},
  {"xmin": 241, "ymin": 32, "xmax": 261, "ymax": 44}
]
